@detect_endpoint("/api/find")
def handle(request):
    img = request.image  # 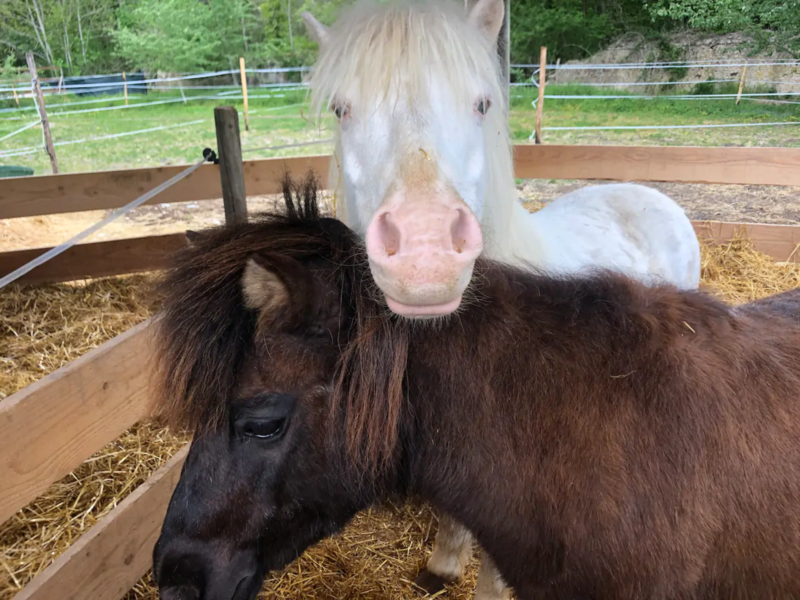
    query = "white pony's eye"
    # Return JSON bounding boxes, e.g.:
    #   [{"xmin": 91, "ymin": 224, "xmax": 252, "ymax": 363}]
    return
[
  {"xmin": 476, "ymin": 98, "xmax": 491, "ymax": 116},
  {"xmin": 332, "ymin": 101, "xmax": 350, "ymax": 120}
]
